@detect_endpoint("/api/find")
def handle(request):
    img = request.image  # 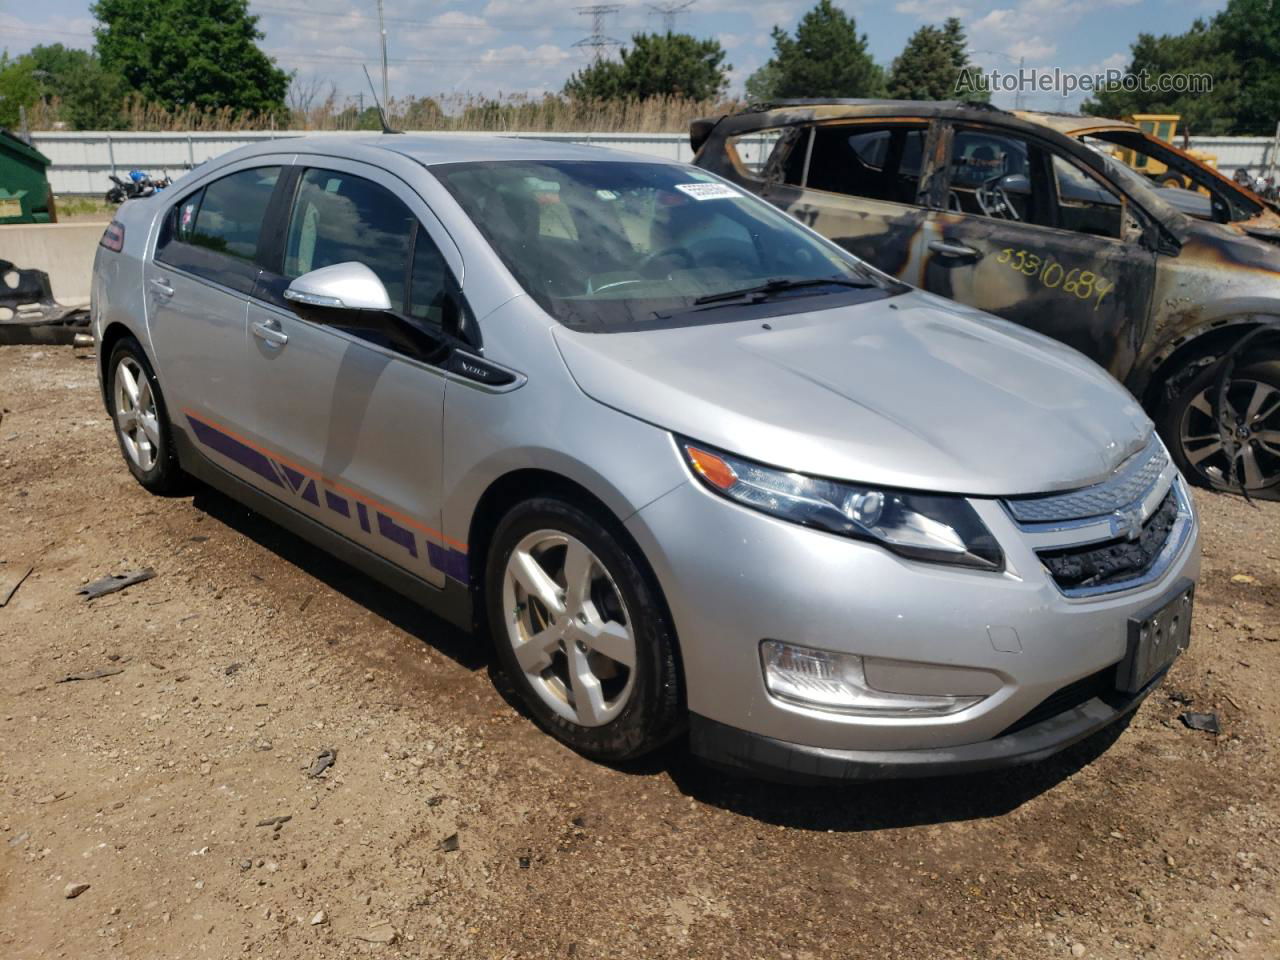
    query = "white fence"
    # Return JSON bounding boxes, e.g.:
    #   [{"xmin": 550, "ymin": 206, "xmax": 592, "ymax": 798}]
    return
[
  {"xmin": 30, "ymin": 130, "xmax": 700, "ymax": 195},
  {"xmin": 29, "ymin": 129, "xmax": 1280, "ymax": 196}
]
